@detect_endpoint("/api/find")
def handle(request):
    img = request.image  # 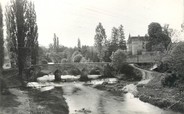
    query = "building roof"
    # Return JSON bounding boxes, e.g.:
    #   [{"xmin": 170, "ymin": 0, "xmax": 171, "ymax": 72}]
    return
[{"xmin": 127, "ymin": 35, "xmax": 149, "ymax": 44}]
